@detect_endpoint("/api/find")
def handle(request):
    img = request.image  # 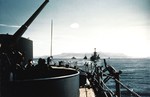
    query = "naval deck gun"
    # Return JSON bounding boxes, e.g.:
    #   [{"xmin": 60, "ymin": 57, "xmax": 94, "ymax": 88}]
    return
[
  {"xmin": 0, "ymin": 0, "xmax": 49, "ymax": 96},
  {"xmin": 0, "ymin": 0, "xmax": 49, "ymax": 64},
  {"xmin": 0, "ymin": 1, "xmax": 80, "ymax": 97}
]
